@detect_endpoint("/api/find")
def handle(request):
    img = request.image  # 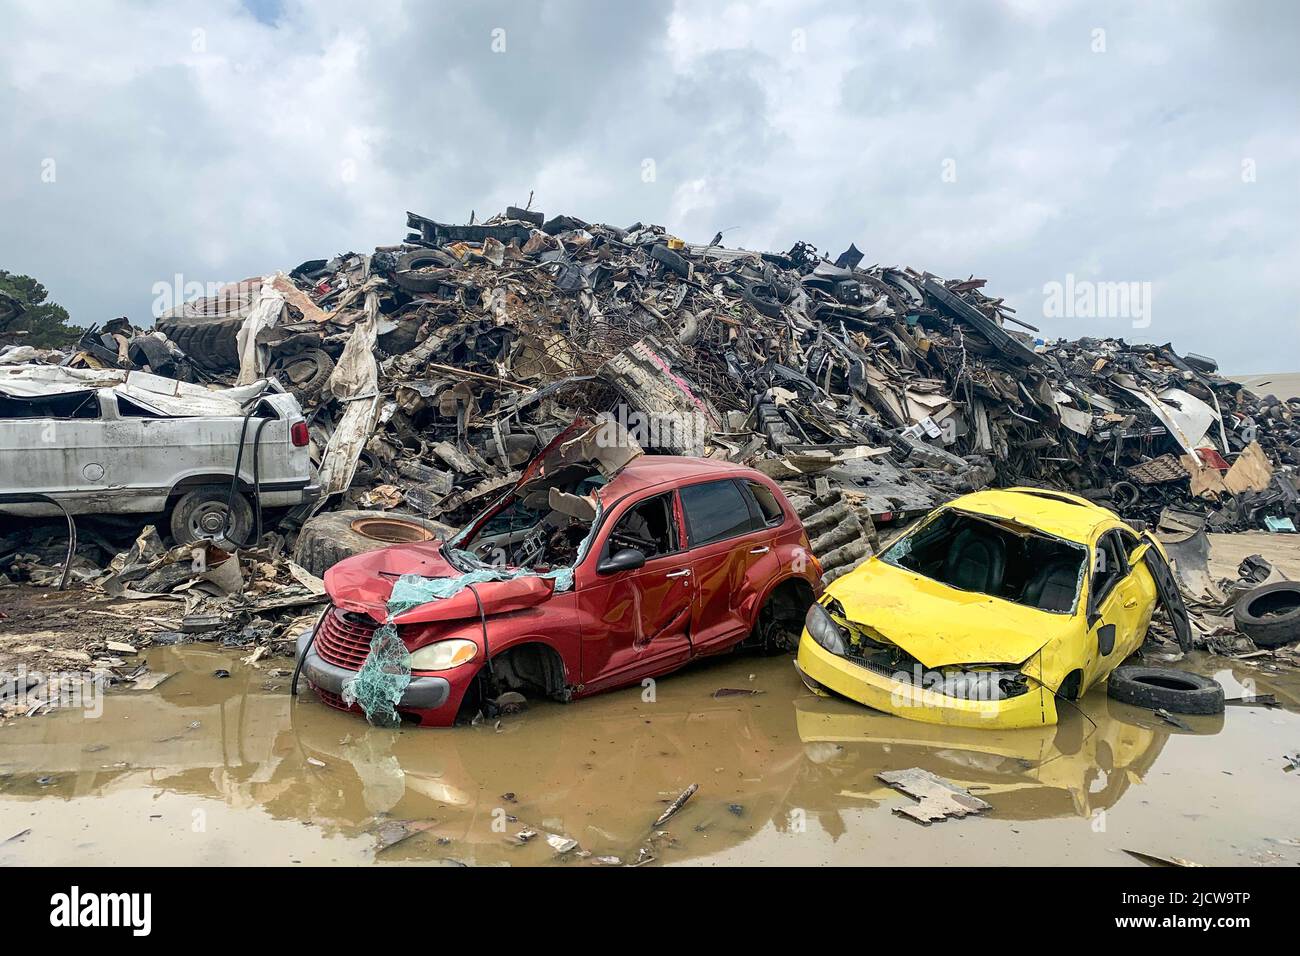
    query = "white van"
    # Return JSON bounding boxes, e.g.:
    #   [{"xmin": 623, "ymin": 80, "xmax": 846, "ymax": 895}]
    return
[{"xmin": 0, "ymin": 365, "xmax": 318, "ymax": 545}]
